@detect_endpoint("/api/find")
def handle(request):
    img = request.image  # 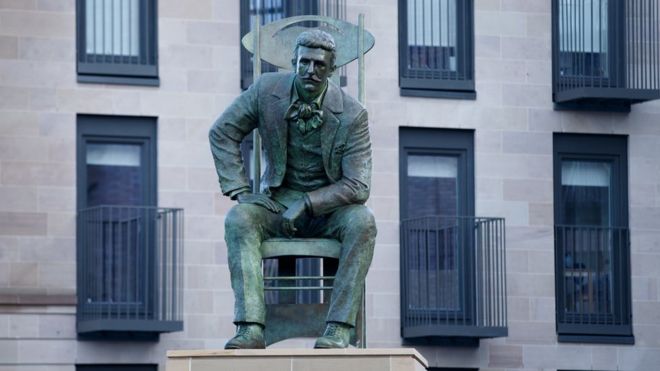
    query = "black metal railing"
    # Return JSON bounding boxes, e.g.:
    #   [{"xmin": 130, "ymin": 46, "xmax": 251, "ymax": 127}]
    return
[
  {"xmin": 399, "ymin": 0, "xmax": 474, "ymax": 94},
  {"xmin": 240, "ymin": 0, "xmax": 347, "ymax": 89},
  {"xmin": 555, "ymin": 225, "xmax": 632, "ymax": 338},
  {"xmin": 552, "ymin": 0, "xmax": 660, "ymax": 106},
  {"xmin": 77, "ymin": 205, "xmax": 183, "ymax": 334},
  {"xmin": 401, "ymin": 216, "xmax": 507, "ymax": 339},
  {"xmin": 76, "ymin": 0, "xmax": 158, "ymax": 81}
]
